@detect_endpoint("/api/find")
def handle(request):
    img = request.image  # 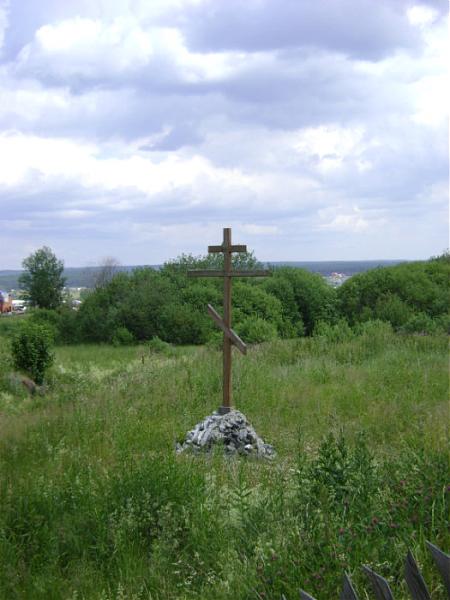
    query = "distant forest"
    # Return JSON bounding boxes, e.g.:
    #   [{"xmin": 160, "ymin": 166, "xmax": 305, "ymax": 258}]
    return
[{"xmin": 0, "ymin": 260, "xmax": 404, "ymax": 290}]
